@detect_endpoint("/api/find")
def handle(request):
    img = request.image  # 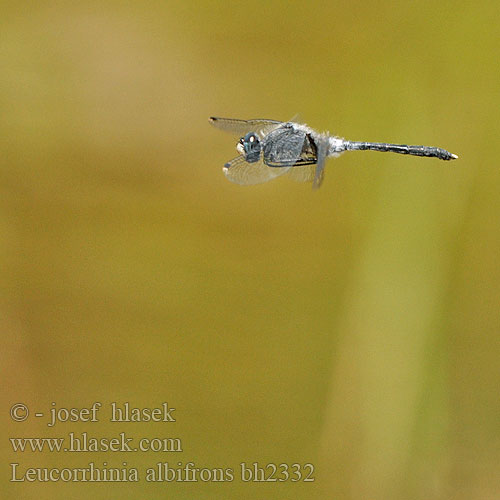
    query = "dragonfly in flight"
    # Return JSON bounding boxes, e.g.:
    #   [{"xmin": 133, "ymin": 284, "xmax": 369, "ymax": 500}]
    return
[{"xmin": 209, "ymin": 117, "xmax": 457, "ymax": 189}]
